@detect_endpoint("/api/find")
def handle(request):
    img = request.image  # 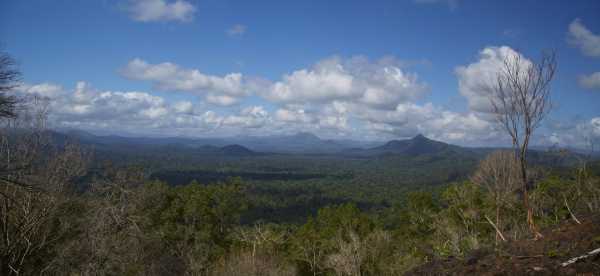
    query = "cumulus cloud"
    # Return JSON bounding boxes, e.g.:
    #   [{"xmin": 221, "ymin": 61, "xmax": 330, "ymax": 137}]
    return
[
  {"xmin": 455, "ymin": 46, "xmax": 531, "ymax": 113},
  {"xmin": 226, "ymin": 24, "xmax": 247, "ymax": 37},
  {"xmin": 245, "ymin": 56, "xmax": 438, "ymax": 139},
  {"xmin": 121, "ymin": 58, "xmax": 254, "ymax": 106},
  {"xmin": 17, "ymin": 49, "xmax": 590, "ymax": 146},
  {"xmin": 173, "ymin": 101, "xmax": 194, "ymax": 114},
  {"xmin": 568, "ymin": 18, "xmax": 600, "ymax": 58},
  {"xmin": 126, "ymin": 0, "xmax": 196, "ymax": 22},
  {"xmin": 262, "ymin": 56, "xmax": 427, "ymax": 110},
  {"xmin": 545, "ymin": 117, "xmax": 600, "ymax": 149},
  {"xmin": 118, "ymin": 49, "xmax": 562, "ymax": 143},
  {"xmin": 16, "ymin": 83, "xmax": 65, "ymax": 98},
  {"xmin": 578, "ymin": 72, "xmax": 600, "ymax": 90},
  {"xmin": 11, "ymin": 82, "xmax": 269, "ymax": 135},
  {"xmin": 271, "ymin": 104, "xmax": 349, "ymax": 134},
  {"xmin": 355, "ymin": 102, "xmax": 496, "ymax": 143},
  {"xmin": 222, "ymin": 106, "xmax": 270, "ymax": 129},
  {"xmin": 591, "ymin": 117, "xmax": 600, "ymax": 137},
  {"xmin": 275, "ymin": 108, "xmax": 315, "ymax": 124}
]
